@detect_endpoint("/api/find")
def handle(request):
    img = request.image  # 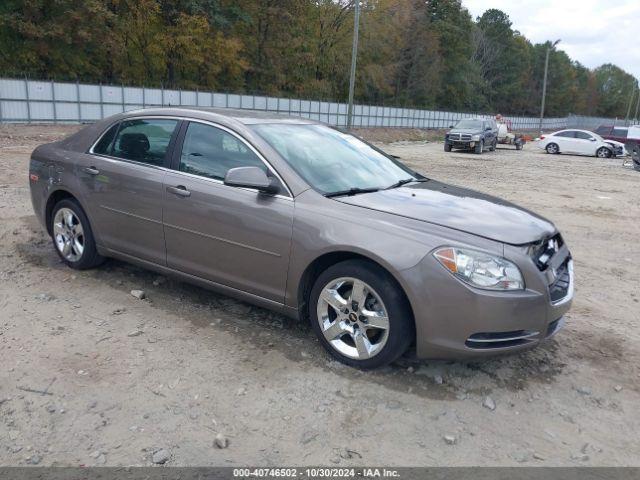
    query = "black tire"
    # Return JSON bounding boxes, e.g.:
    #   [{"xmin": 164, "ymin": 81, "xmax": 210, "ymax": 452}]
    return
[
  {"xmin": 50, "ymin": 198, "xmax": 104, "ymax": 270},
  {"xmin": 546, "ymin": 142, "xmax": 559, "ymax": 154},
  {"xmin": 489, "ymin": 139, "xmax": 496, "ymax": 151},
  {"xmin": 515, "ymin": 142, "xmax": 523, "ymax": 151},
  {"xmin": 309, "ymin": 259, "xmax": 414, "ymax": 369},
  {"xmin": 474, "ymin": 140, "xmax": 484, "ymax": 154},
  {"xmin": 444, "ymin": 142, "xmax": 452, "ymax": 152},
  {"xmin": 596, "ymin": 146, "xmax": 612, "ymax": 158}
]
